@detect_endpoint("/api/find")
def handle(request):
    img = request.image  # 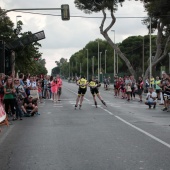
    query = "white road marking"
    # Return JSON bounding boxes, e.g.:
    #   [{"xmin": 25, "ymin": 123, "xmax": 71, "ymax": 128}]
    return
[
  {"xmin": 53, "ymin": 106, "xmax": 63, "ymax": 108},
  {"xmin": 110, "ymin": 105, "xmax": 121, "ymax": 108},
  {"xmin": 47, "ymin": 112, "xmax": 51, "ymax": 114},
  {"xmin": 65, "ymin": 85, "xmax": 170, "ymax": 148},
  {"xmin": 101, "ymin": 107, "xmax": 170, "ymax": 149}
]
